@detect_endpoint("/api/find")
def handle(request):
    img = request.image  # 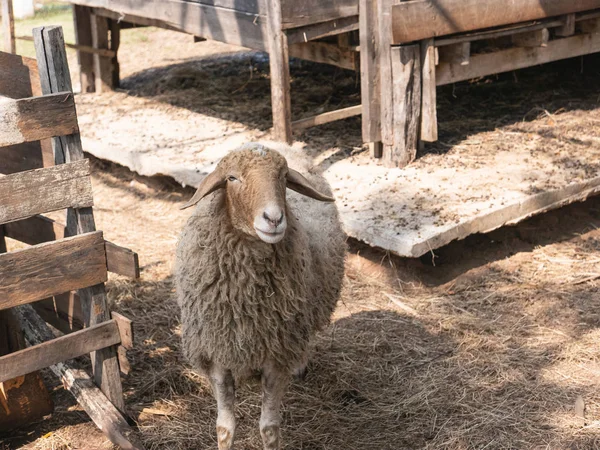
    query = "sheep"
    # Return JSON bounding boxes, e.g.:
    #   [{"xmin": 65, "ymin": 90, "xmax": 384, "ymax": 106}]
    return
[{"xmin": 175, "ymin": 143, "xmax": 345, "ymax": 450}]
